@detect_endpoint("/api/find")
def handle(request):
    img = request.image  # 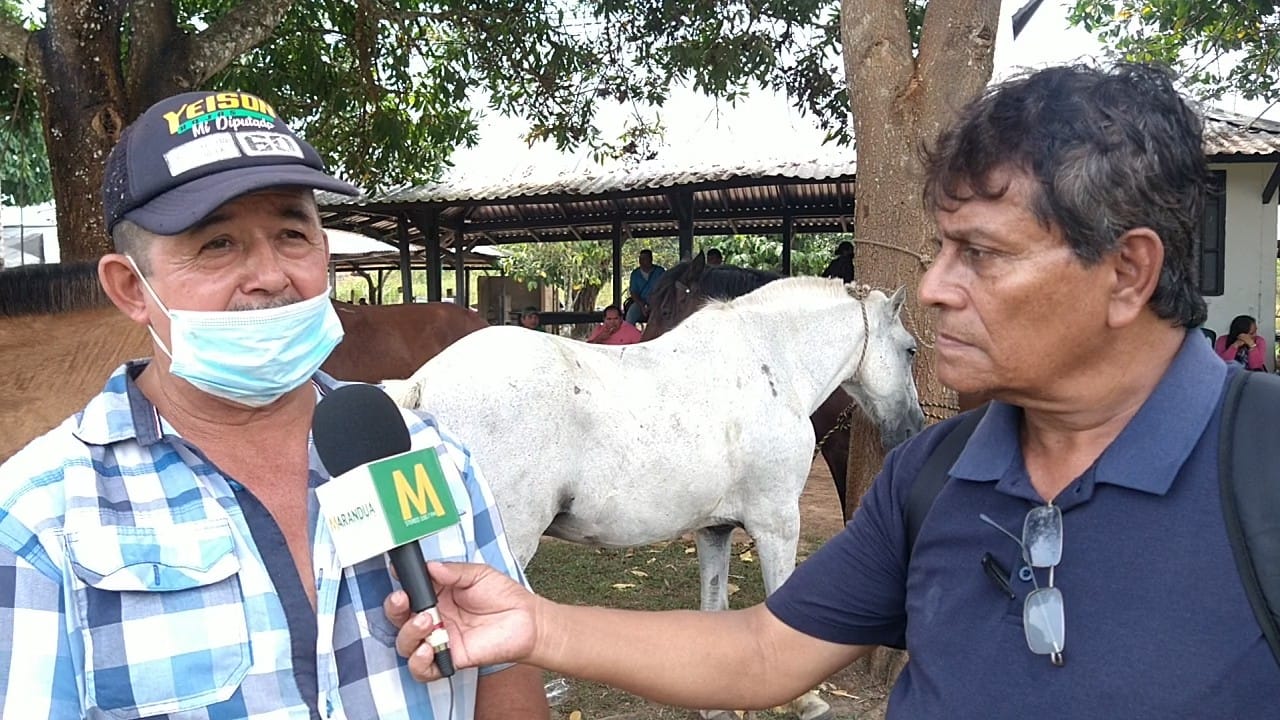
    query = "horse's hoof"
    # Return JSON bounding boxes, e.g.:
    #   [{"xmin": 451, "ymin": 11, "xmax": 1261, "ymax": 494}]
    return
[{"xmin": 699, "ymin": 711, "xmax": 743, "ymax": 720}]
